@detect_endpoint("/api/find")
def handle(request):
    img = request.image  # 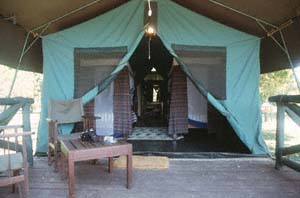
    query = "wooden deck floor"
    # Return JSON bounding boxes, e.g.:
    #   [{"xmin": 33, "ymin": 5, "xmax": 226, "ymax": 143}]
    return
[{"xmin": 1, "ymin": 157, "xmax": 300, "ymax": 198}]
